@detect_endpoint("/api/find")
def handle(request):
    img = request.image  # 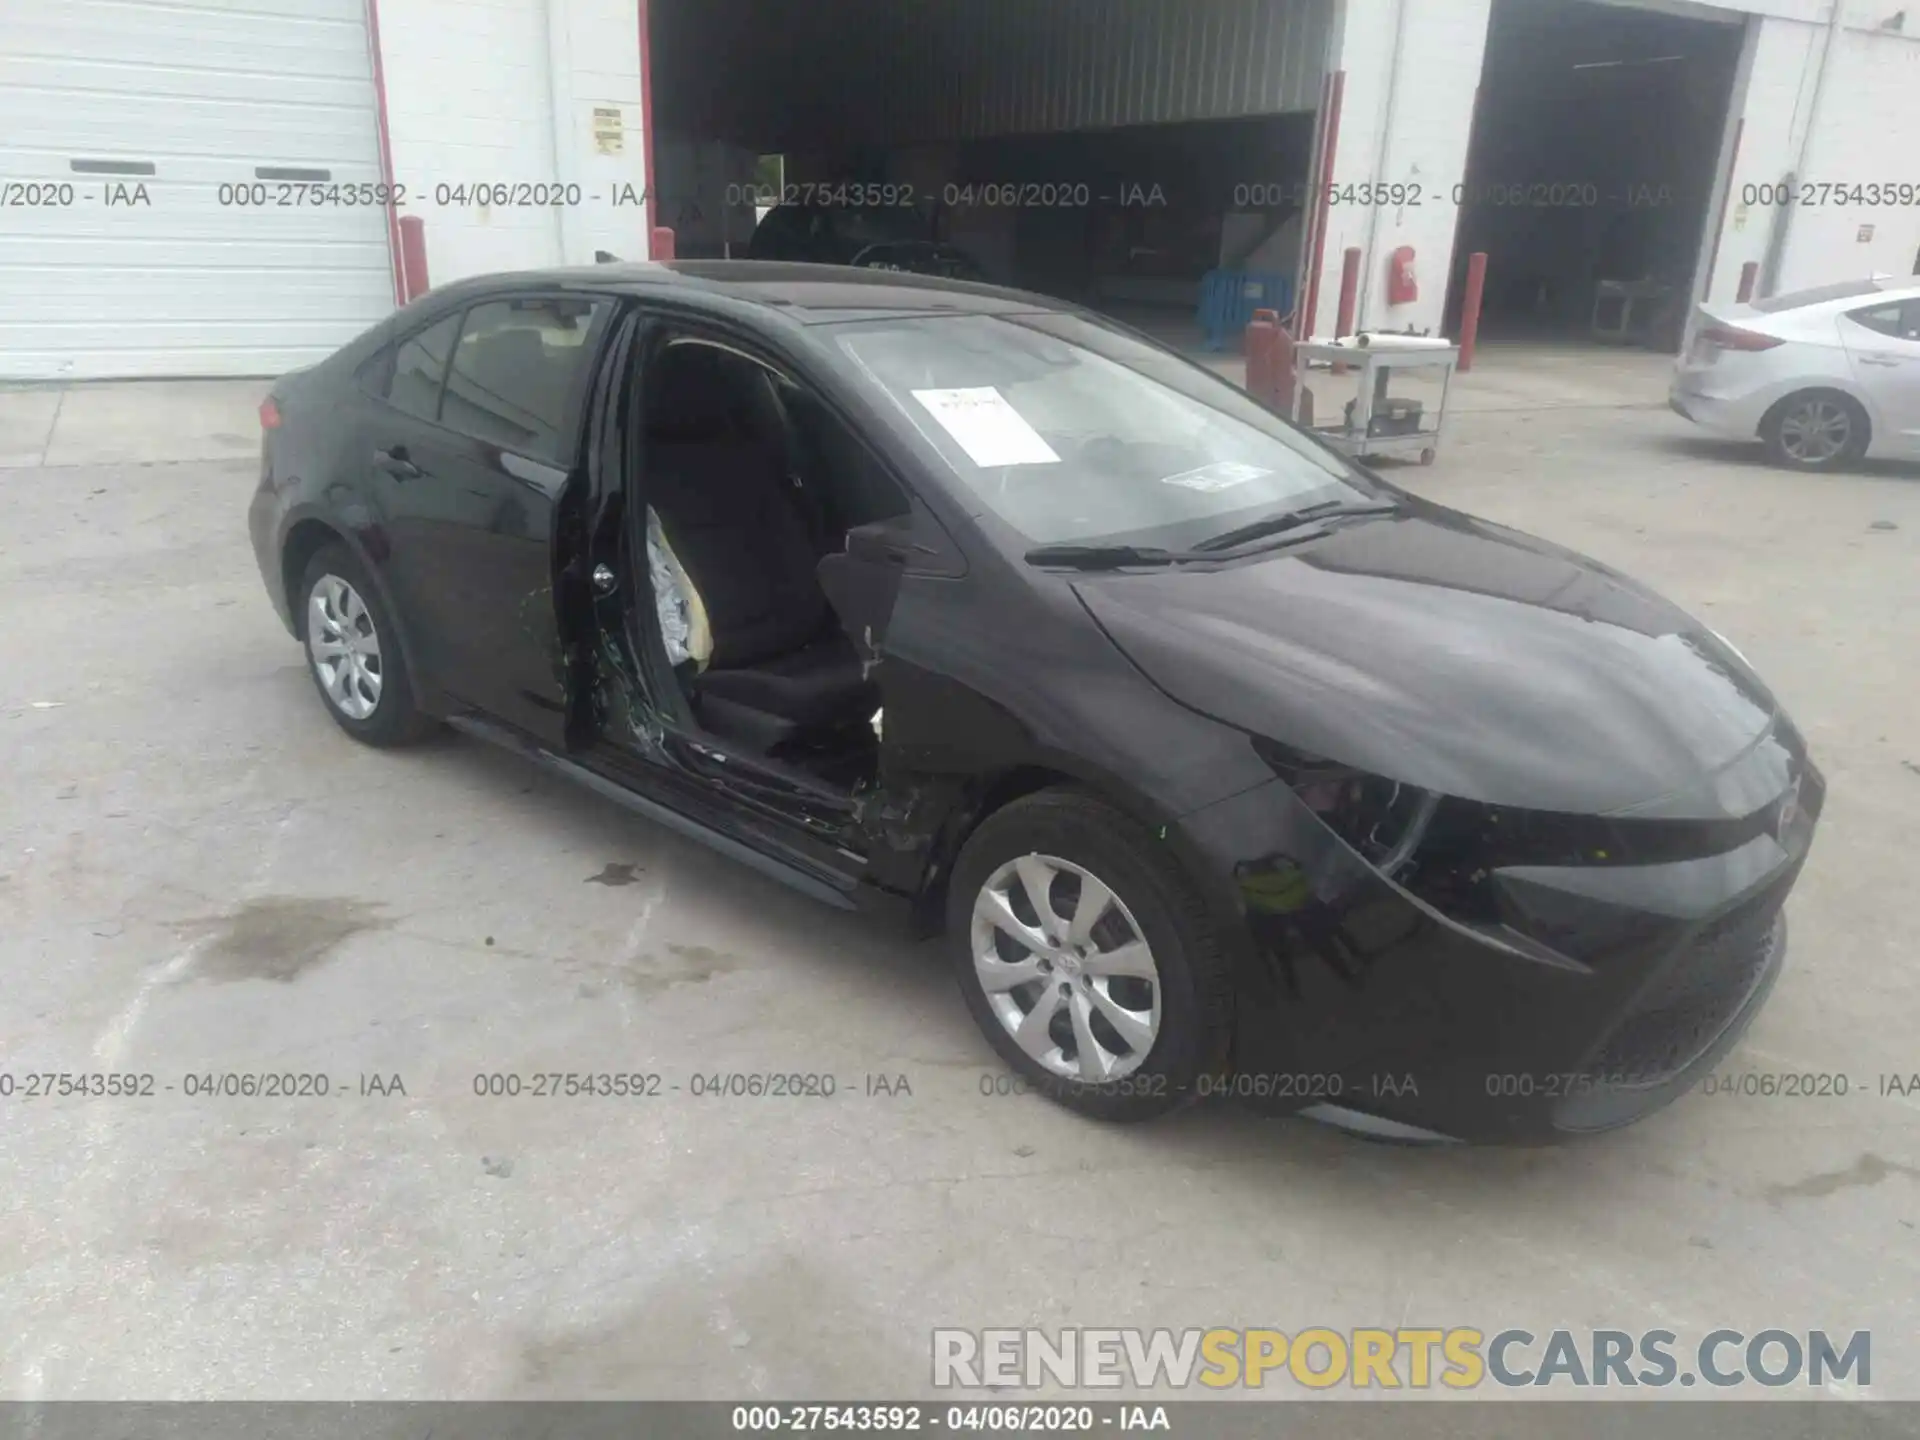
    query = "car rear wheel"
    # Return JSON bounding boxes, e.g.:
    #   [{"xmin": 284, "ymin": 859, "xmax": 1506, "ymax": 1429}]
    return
[
  {"xmin": 298, "ymin": 543, "xmax": 437, "ymax": 747},
  {"xmin": 1762, "ymin": 390, "xmax": 1868, "ymax": 471},
  {"xmin": 946, "ymin": 789, "xmax": 1232, "ymax": 1121}
]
